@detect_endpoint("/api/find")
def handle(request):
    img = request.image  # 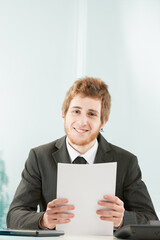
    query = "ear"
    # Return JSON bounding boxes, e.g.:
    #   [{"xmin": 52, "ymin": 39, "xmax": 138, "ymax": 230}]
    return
[{"xmin": 62, "ymin": 110, "xmax": 65, "ymax": 118}]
